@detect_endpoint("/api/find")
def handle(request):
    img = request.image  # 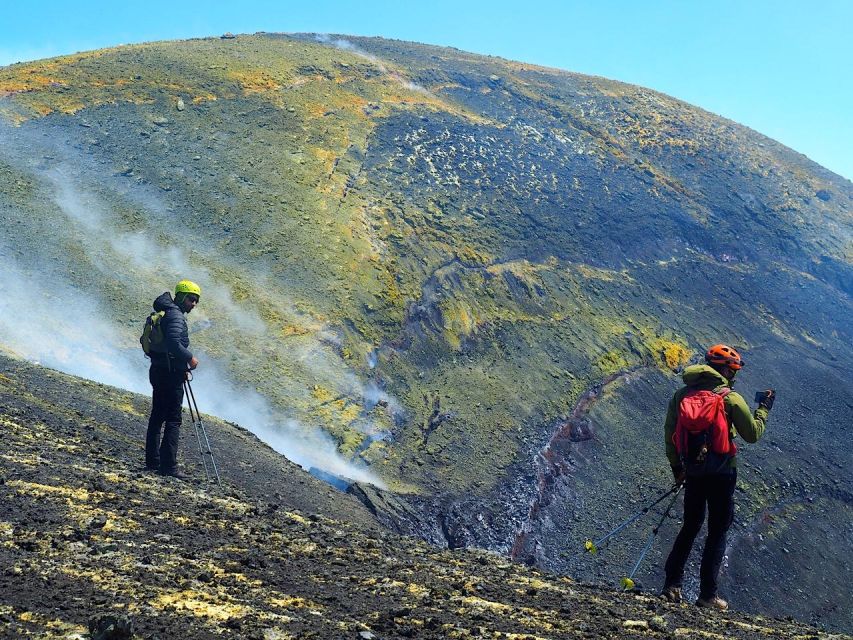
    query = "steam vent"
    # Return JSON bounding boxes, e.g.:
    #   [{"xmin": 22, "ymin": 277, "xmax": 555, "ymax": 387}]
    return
[{"xmin": 1, "ymin": 33, "xmax": 851, "ymax": 637}]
